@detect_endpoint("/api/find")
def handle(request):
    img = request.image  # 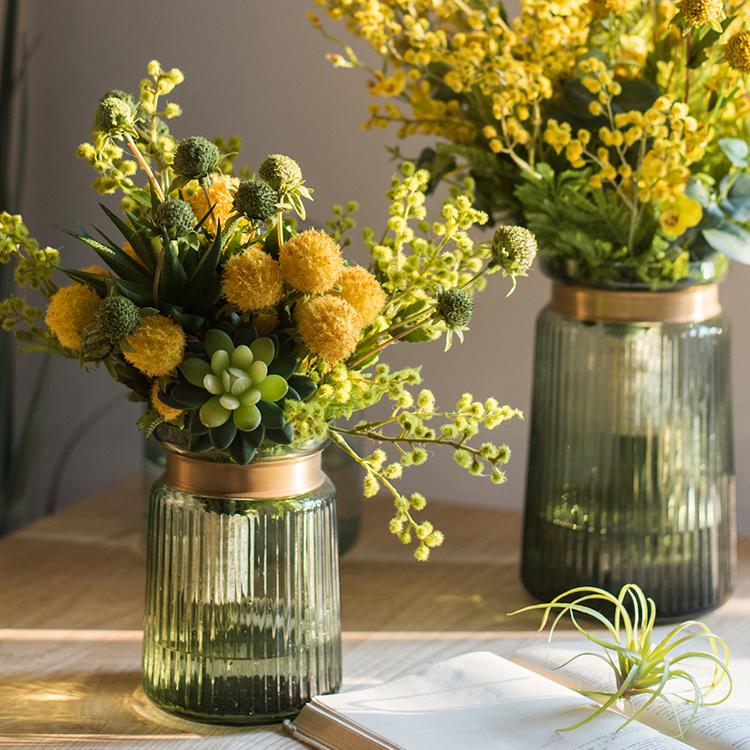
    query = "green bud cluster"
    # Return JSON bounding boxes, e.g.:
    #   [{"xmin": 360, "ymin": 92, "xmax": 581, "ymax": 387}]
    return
[
  {"xmin": 436, "ymin": 287, "xmax": 474, "ymax": 329},
  {"xmin": 491, "ymin": 225, "xmax": 537, "ymax": 277},
  {"xmin": 233, "ymin": 178, "xmax": 279, "ymax": 221},
  {"xmin": 173, "ymin": 136, "xmax": 221, "ymax": 180},
  {"xmin": 153, "ymin": 198, "xmax": 195, "ymax": 237},
  {"xmin": 259, "ymin": 154, "xmax": 303, "ymax": 192},
  {"xmin": 94, "ymin": 96, "xmax": 136, "ymax": 135},
  {"xmin": 93, "ymin": 296, "xmax": 140, "ymax": 343}
]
